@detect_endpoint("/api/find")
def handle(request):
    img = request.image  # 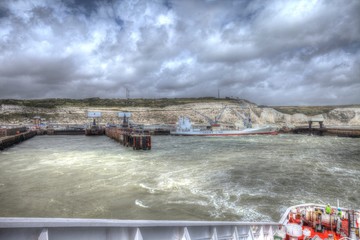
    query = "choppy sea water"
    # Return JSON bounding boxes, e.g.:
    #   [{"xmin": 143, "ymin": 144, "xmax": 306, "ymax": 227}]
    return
[{"xmin": 0, "ymin": 134, "xmax": 359, "ymax": 222}]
